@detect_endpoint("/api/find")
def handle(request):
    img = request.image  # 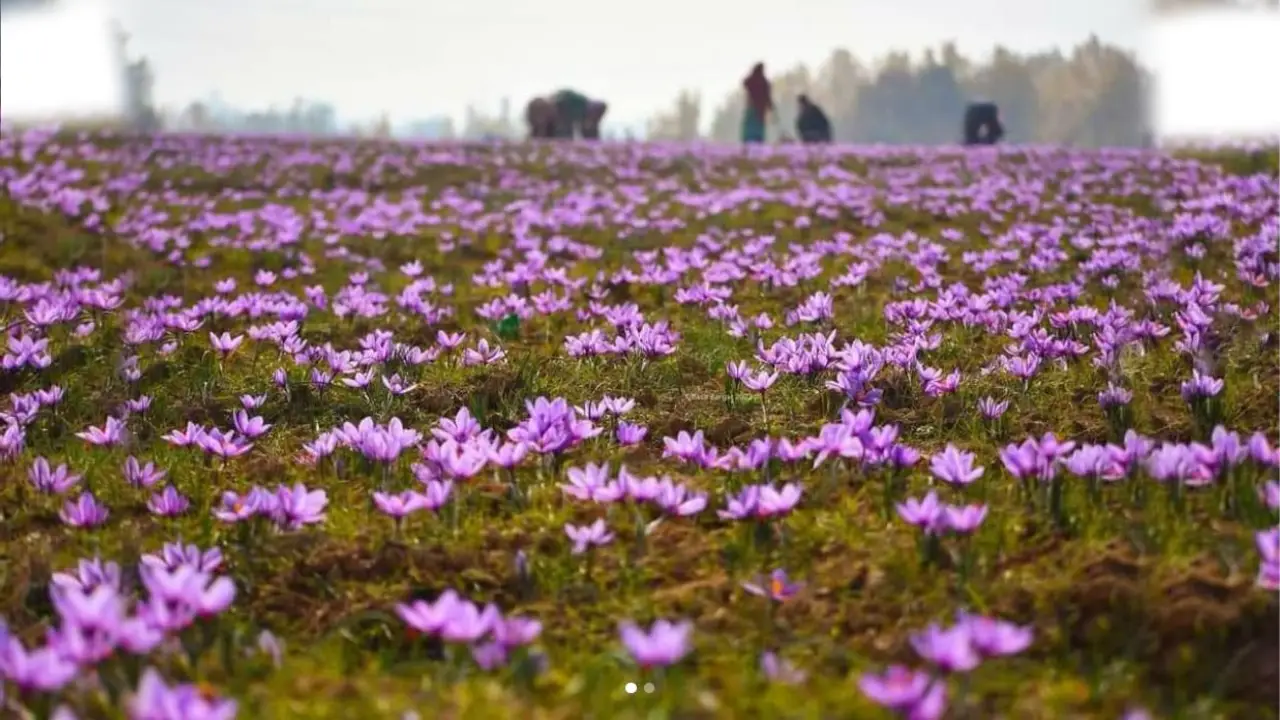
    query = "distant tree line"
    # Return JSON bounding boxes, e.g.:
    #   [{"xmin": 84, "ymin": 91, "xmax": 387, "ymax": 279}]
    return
[
  {"xmin": 647, "ymin": 37, "xmax": 1156, "ymax": 147},
  {"xmin": 104, "ymin": 27, "xmax": 1262, "ymax": 146}
]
